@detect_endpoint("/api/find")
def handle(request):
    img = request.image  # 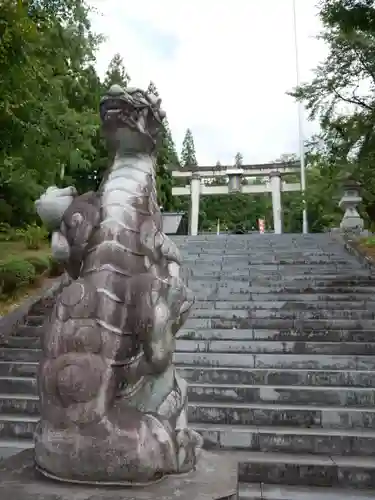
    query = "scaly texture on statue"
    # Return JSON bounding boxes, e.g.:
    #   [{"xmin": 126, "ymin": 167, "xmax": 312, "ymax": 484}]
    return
[{"xmin": 34, "ymin": 85, "xmax": 202, "ymax": 485}]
